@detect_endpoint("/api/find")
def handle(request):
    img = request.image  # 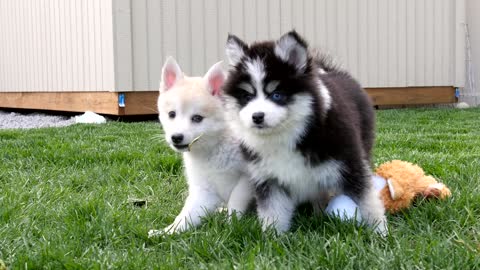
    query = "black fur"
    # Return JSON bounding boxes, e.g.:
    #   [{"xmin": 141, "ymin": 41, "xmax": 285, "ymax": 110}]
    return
[
  {"xmin": 223, "ymin": 31, "xmax": 377, "ymax": 228},
  {"xmin": 239, "ymin": 143, "xmax": 260, "ymax": 163},
  {"xmin": 255, "ymin": 179, "xmax": 291, "ymax": 207}
]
